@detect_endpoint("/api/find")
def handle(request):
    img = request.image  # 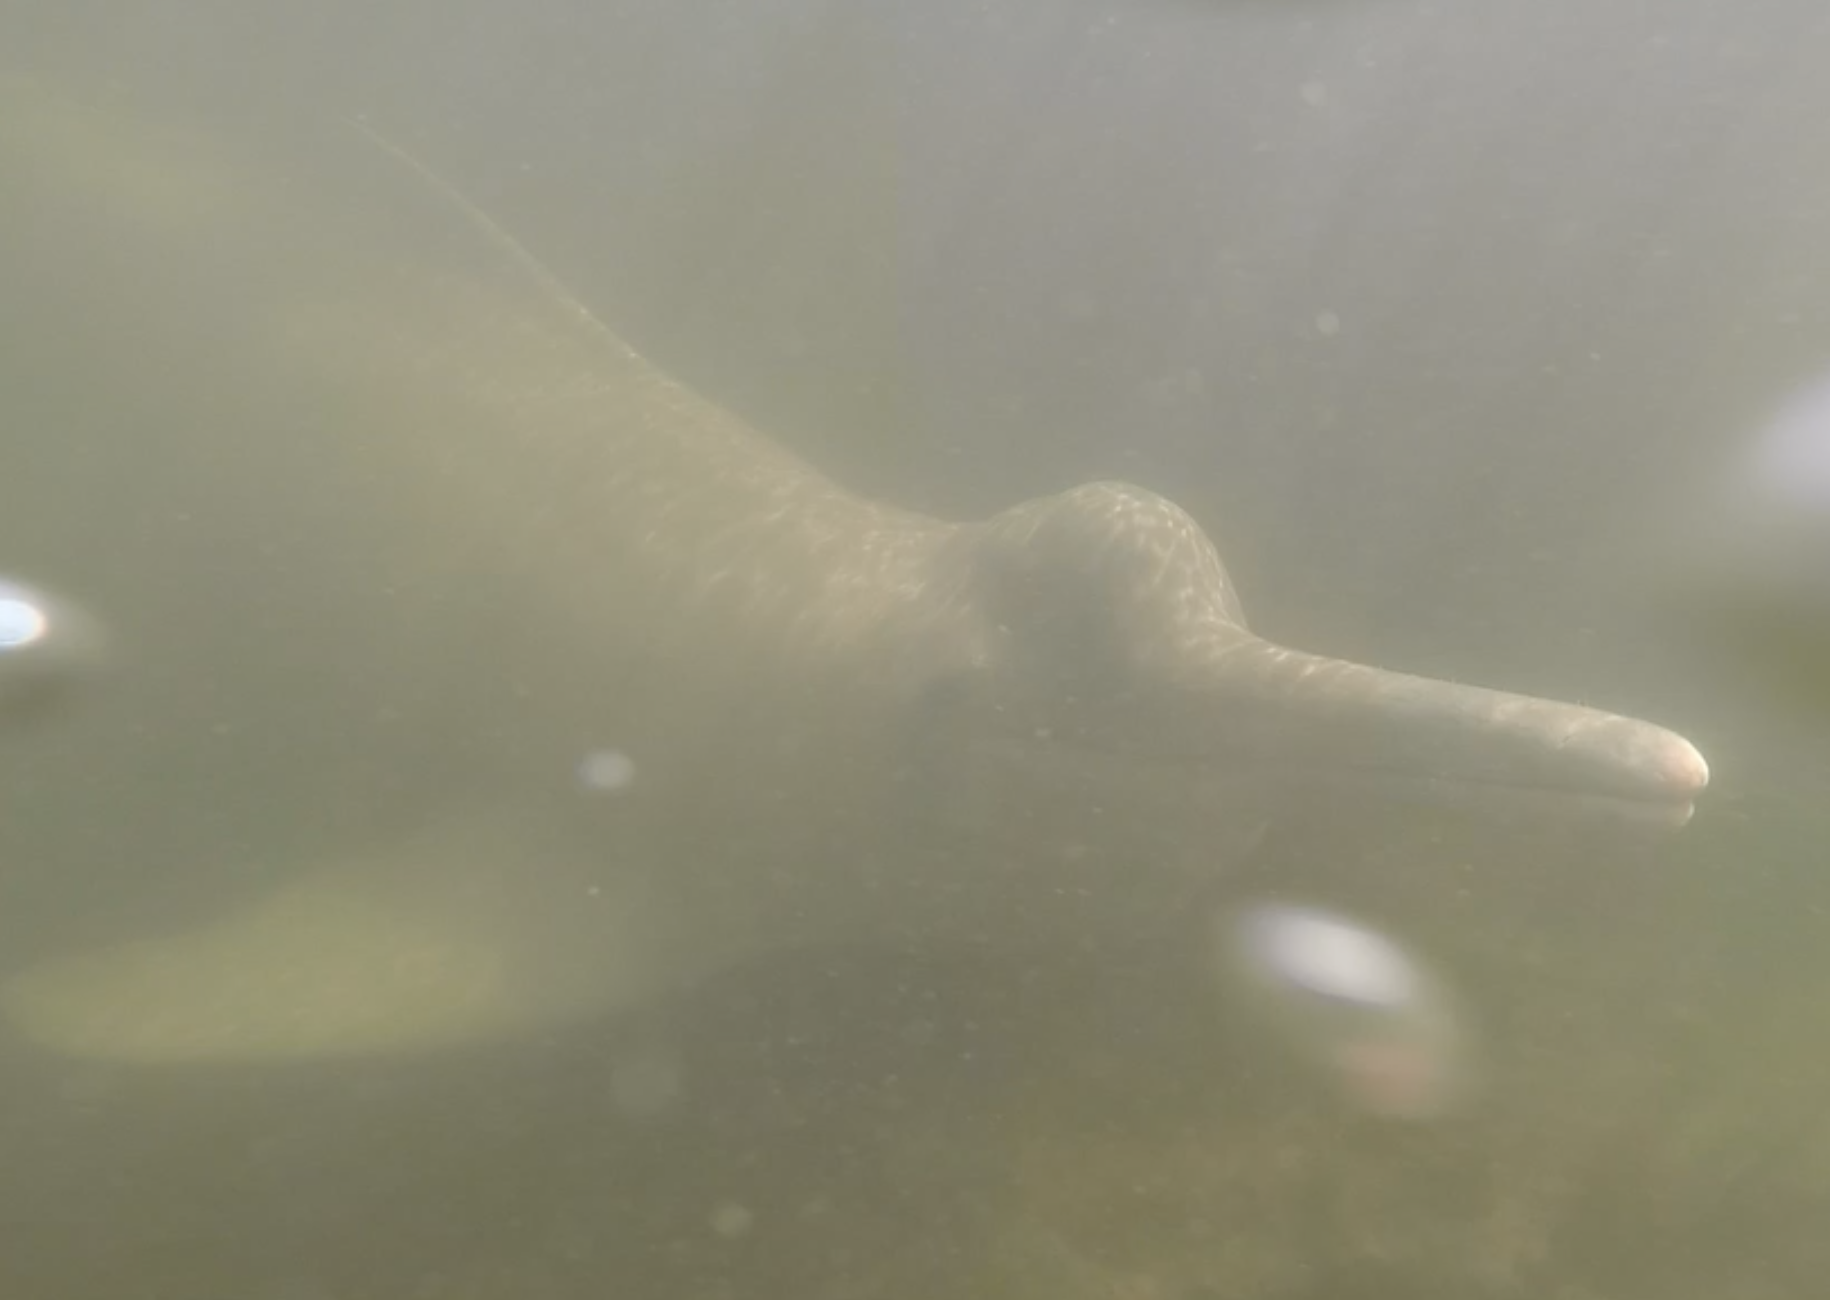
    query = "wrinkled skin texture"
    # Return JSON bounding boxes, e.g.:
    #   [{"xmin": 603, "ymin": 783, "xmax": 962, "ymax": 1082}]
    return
[
  {"xmin": 0, "ymin": 60, "xmax": 1761, "ymax": 1300},
  {"xmin": 5, "ymin": 1, "xmax": 1806, "ymax": 1296},
  {"xmin": 0, "ymin": 78, "xmax": 1701, "ymax": 1064}
]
